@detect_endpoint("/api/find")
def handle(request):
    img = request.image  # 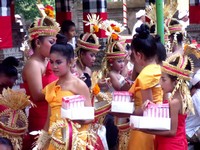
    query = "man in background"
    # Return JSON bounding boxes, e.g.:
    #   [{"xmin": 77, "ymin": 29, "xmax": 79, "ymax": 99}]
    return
[{"xmin": 132, "ymin": 9, "xmax": 145, "ymax": 36}]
